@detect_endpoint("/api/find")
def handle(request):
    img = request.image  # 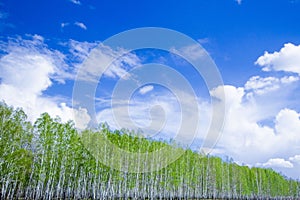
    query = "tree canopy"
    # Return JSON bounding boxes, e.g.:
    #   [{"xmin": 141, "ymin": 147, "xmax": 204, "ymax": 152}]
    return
[{"xmin": 0, "ymin": 102, "xmax": 299, "ymax": 199}]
